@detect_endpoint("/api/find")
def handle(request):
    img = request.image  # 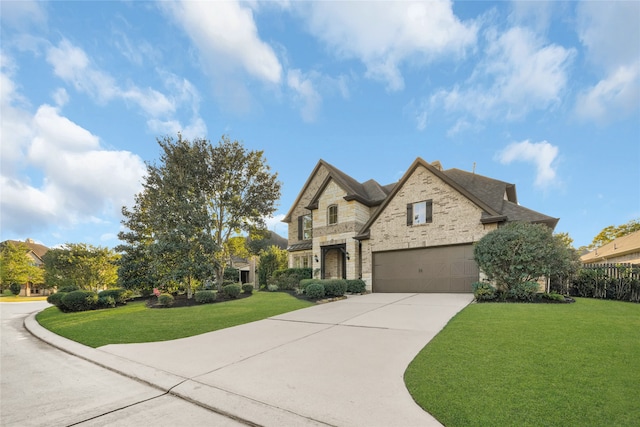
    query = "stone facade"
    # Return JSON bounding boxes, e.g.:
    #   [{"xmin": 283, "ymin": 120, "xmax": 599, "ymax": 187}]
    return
[
  {"xmin": 361, "ymin": 164, "xmax": 497, "ymax": 287},
  {"xmin": 284, "ymin": 158, "xmax": 557, "ymax": 292}
]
